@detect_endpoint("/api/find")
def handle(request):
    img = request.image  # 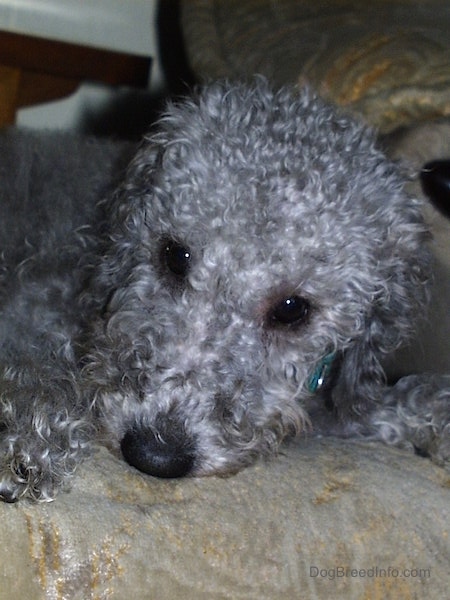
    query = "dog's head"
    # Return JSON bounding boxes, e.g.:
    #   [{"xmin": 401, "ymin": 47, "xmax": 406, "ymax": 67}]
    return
[{"xmin": 86, "ymin": 80, "xmax": 430, "ymax": 478}]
